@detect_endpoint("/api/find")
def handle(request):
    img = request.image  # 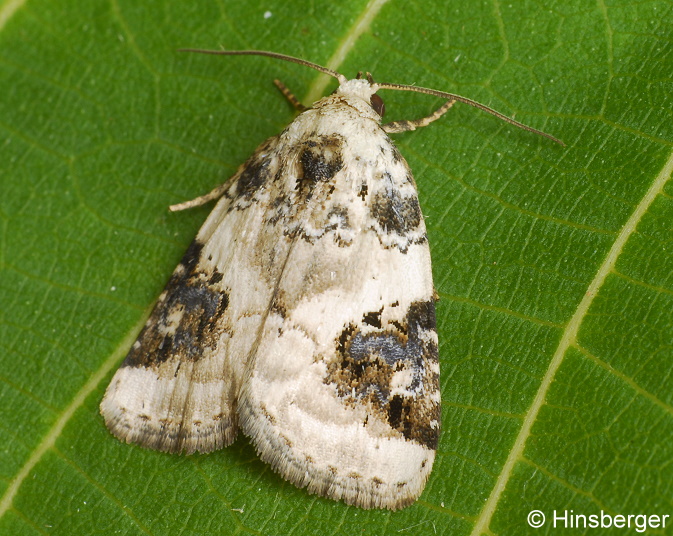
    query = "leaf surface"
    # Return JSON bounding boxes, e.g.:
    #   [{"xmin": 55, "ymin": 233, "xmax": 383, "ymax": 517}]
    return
[{"xmin": 1, "ymin": 0, "xmax": 672, "ymax": 534}]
